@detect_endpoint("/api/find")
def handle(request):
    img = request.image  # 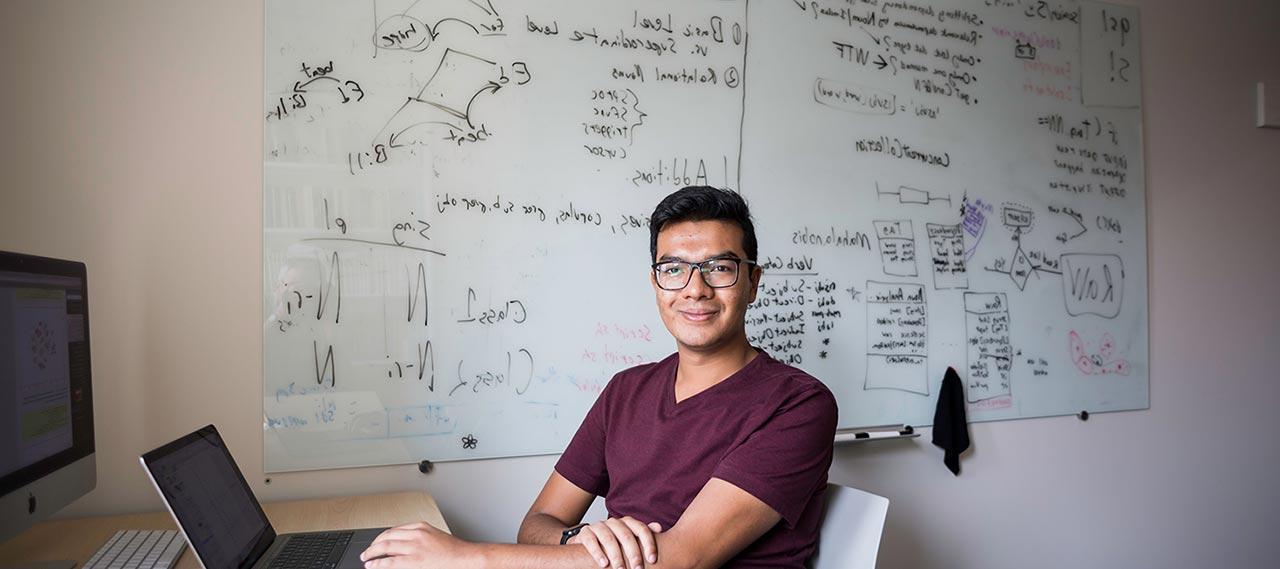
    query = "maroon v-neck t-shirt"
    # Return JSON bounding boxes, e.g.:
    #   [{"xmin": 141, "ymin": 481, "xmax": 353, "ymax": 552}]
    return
[{"xmin": 555, "ymin": 351, "xmax": 838, "ymax": 568}]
